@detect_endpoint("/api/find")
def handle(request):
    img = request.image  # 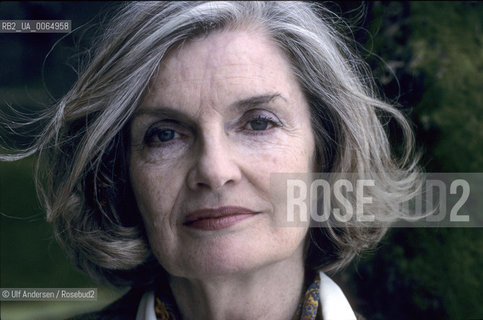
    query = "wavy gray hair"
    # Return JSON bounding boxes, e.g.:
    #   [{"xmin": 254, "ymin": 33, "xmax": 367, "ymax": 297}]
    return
[{"xmin": 1, "ymin": 1, "xmax": 421, "ymax": 286}]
